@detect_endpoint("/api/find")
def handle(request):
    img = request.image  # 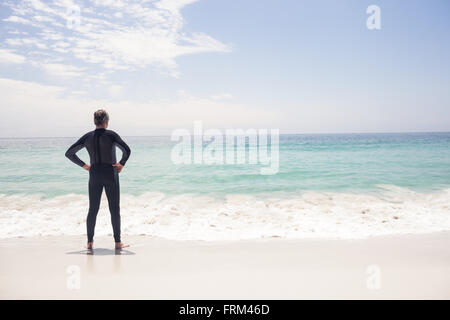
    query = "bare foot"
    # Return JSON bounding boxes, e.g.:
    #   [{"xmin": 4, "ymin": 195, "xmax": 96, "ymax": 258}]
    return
[
  {"xmin": 115, "ymin": 242, "xmax": 129, "ymax": 250},
  {"xmin": 86, "ymin": 242, "xmax": 93, "ymax": 250}
]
